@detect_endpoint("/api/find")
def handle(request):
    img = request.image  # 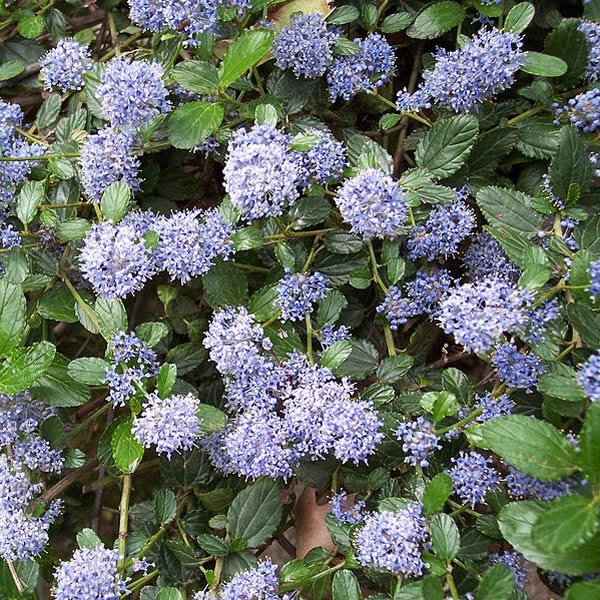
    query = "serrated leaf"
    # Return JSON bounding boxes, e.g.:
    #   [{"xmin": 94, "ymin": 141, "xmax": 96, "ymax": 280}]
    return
[
  {"xmin": 157, "ymin": 363, "xmax": 177, "ymax": 398},
  {"xmin": 423, "ymin": 473, "xmax": 453, "ymax": 516},
  {"xmin": 154, "ymin": 489, "xmax": 177, "ymax": 525},
  {"xmin": 101, "ymin": 182, "xmax": 130, "ymax": 223},
  {"xmin": 550, "ymin": 126, "xmax": 592, "ymax": 201},
  {"xmin": 0, "ymin": 59, "xmax": 25, "ymax": 80},
  {"xmin": 198, "ymin": 404, "xmax": 227, "ymax": 434},
  {"xmin": 36, "ymin": 93, "xmax": 61, "ymax": 130},
  {"xmin": 31, "ymin": 353, "xmax": 90, "ymax": 407},
  {"xmin": 171, "ymin": 60, "xmax": 219, "ymax": 93},
  {"xmin": 544, "ymin": 18, "xmax": 588, "ymax": 88},
  {"xmin": 95, "ymin": 297, "xmax": 127, "ymax": 336},
  {"xmin": 515, "ymin": 119, "xmax": 561, "ymax": 159},
  {"xmin": 327, "ymin": 5, "xmax": 359, "ymax": 24},
  {"xmin": 320, "ymin": 340, "xmax": 353, "ymax": 371},
  {"xmin": 415, "ymin": 115, "xmax": 478, "ymax": 178},
  {"xmin": 332, "ymin": 570, "xmax": 361, "ymax": 600},
  {"xmin": 17, "ymin": 180, "xmax": 43, "ymax": 225},
  {"xmin": 168, "ymin": 101, "xmax": 224, "ymax": 149},
  {"xmin": 219, "ymin": 28, "xmax": 274, "ymax": 88},
  {"xmin": 67, "ymin": 357, "xmax": 109, "ymax": 385},
  {"xmin": 377, "ymin": 354, "xmax": 413, "ymax": 384},
  {"xmin": 18, "ymin": 14, "xmax": 44, "ymax": 38},
  {"xmin": 381, "ymin": 12, "xmax": 414, "ymax": 33},
  {"xmin": 77, "ymin": 528, "xmax": 102, "ymax": 549},
  {"xmin": 0, "ymin": 342, "xmax": 55, "ymax": 395},
  {"xmin": 476, "ymin": 565, "xmax": 515, "ymax": 600},
  {"xmin": 579, "ymin": 403, "xmax": 600, "ymax": 486},
  {"xmin": 566, "ymin": 303, "xmax": 600, "ymax": 348},
  {"xmin": 431, "ymin": 513, "xmax": 460, "ymax": 562},
  {"xmin": 406, "ymin": 1, "xmax": 465, "ymax": 39}
]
